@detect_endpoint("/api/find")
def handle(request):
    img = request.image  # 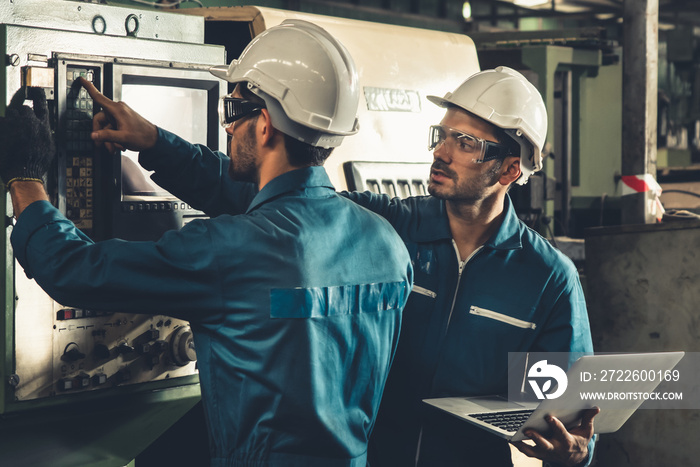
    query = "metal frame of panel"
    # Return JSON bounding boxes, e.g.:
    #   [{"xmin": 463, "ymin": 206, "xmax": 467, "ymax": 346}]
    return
[
  {"xmin": 0, "ymin": 3, "xmax": 226, "ymax": 466},
  {"xmin": 1, "ymin": 19, "xmax": 224, "ymax": 413}
]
